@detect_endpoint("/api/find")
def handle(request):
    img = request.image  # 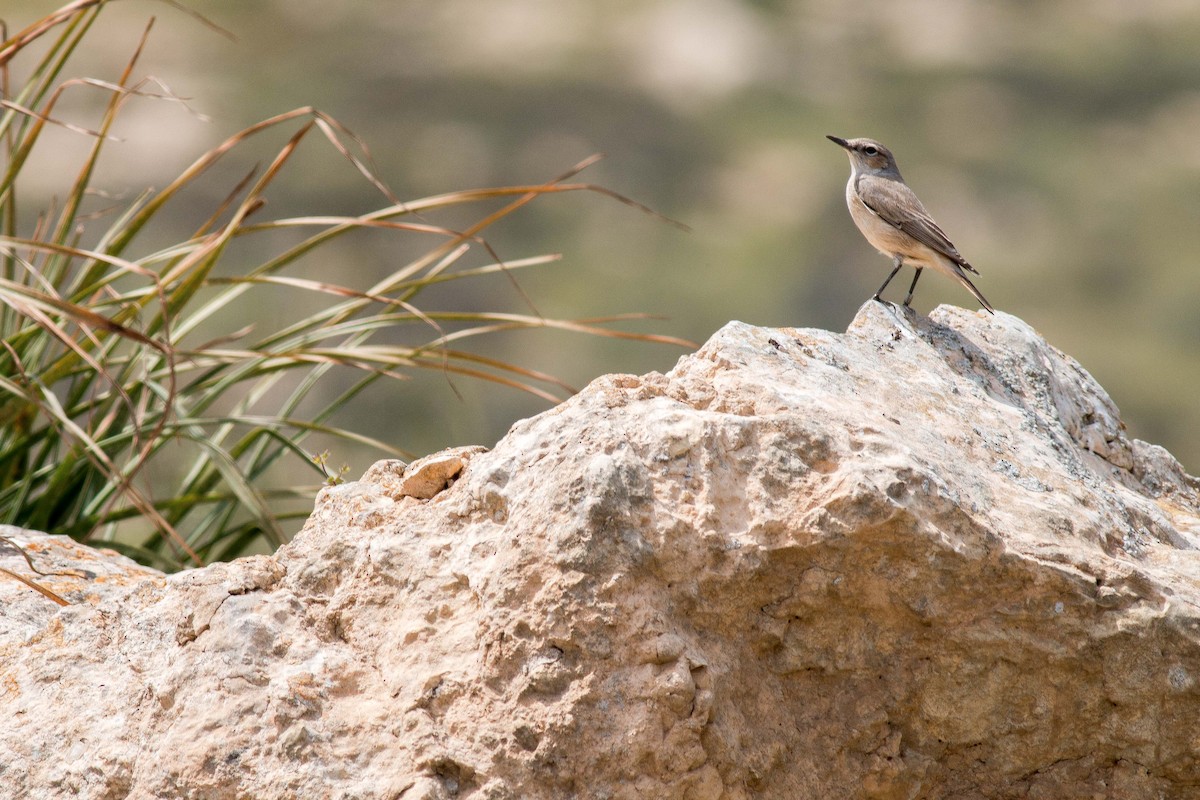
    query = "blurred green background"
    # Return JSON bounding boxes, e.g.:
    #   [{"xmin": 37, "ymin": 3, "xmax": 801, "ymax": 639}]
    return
[{"xmin": 8, "ymin": 0, "xmax": 1200, "ymax": 474}]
